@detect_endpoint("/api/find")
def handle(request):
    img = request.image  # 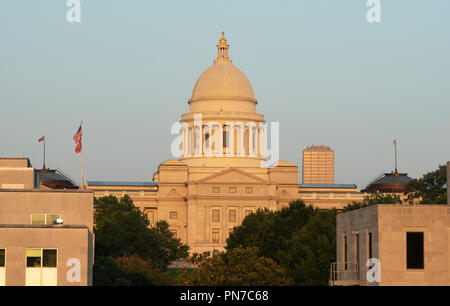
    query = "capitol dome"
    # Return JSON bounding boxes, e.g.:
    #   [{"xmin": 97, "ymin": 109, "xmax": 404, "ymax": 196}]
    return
[{"xmin": 189, "ymin": 32, "xmax": 256, "ymax": 105}]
